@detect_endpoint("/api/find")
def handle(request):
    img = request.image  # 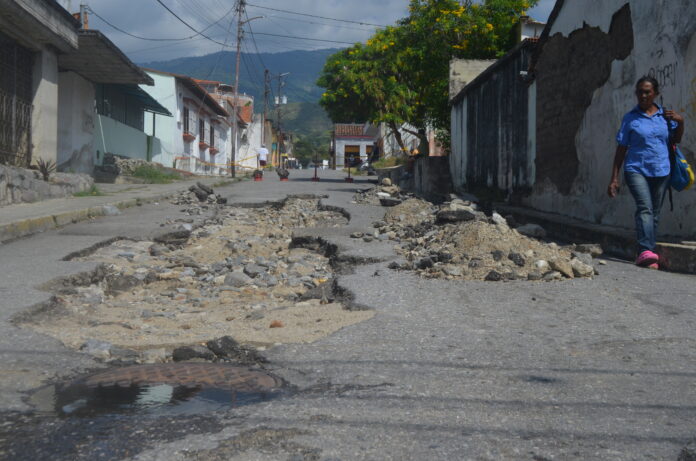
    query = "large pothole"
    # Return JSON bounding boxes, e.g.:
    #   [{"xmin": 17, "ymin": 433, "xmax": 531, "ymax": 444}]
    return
[{"xmin": 16, "ymin": 197, "xmax": 373, "ymax": 364}]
